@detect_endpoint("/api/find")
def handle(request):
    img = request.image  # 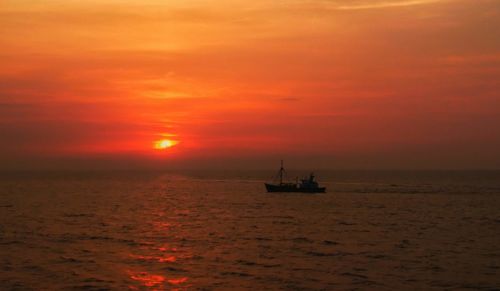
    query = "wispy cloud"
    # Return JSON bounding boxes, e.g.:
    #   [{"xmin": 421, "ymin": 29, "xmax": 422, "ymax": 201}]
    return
[{"xmin": 335, "ymin": 0, "xmax": 441, "ymax": 10}]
